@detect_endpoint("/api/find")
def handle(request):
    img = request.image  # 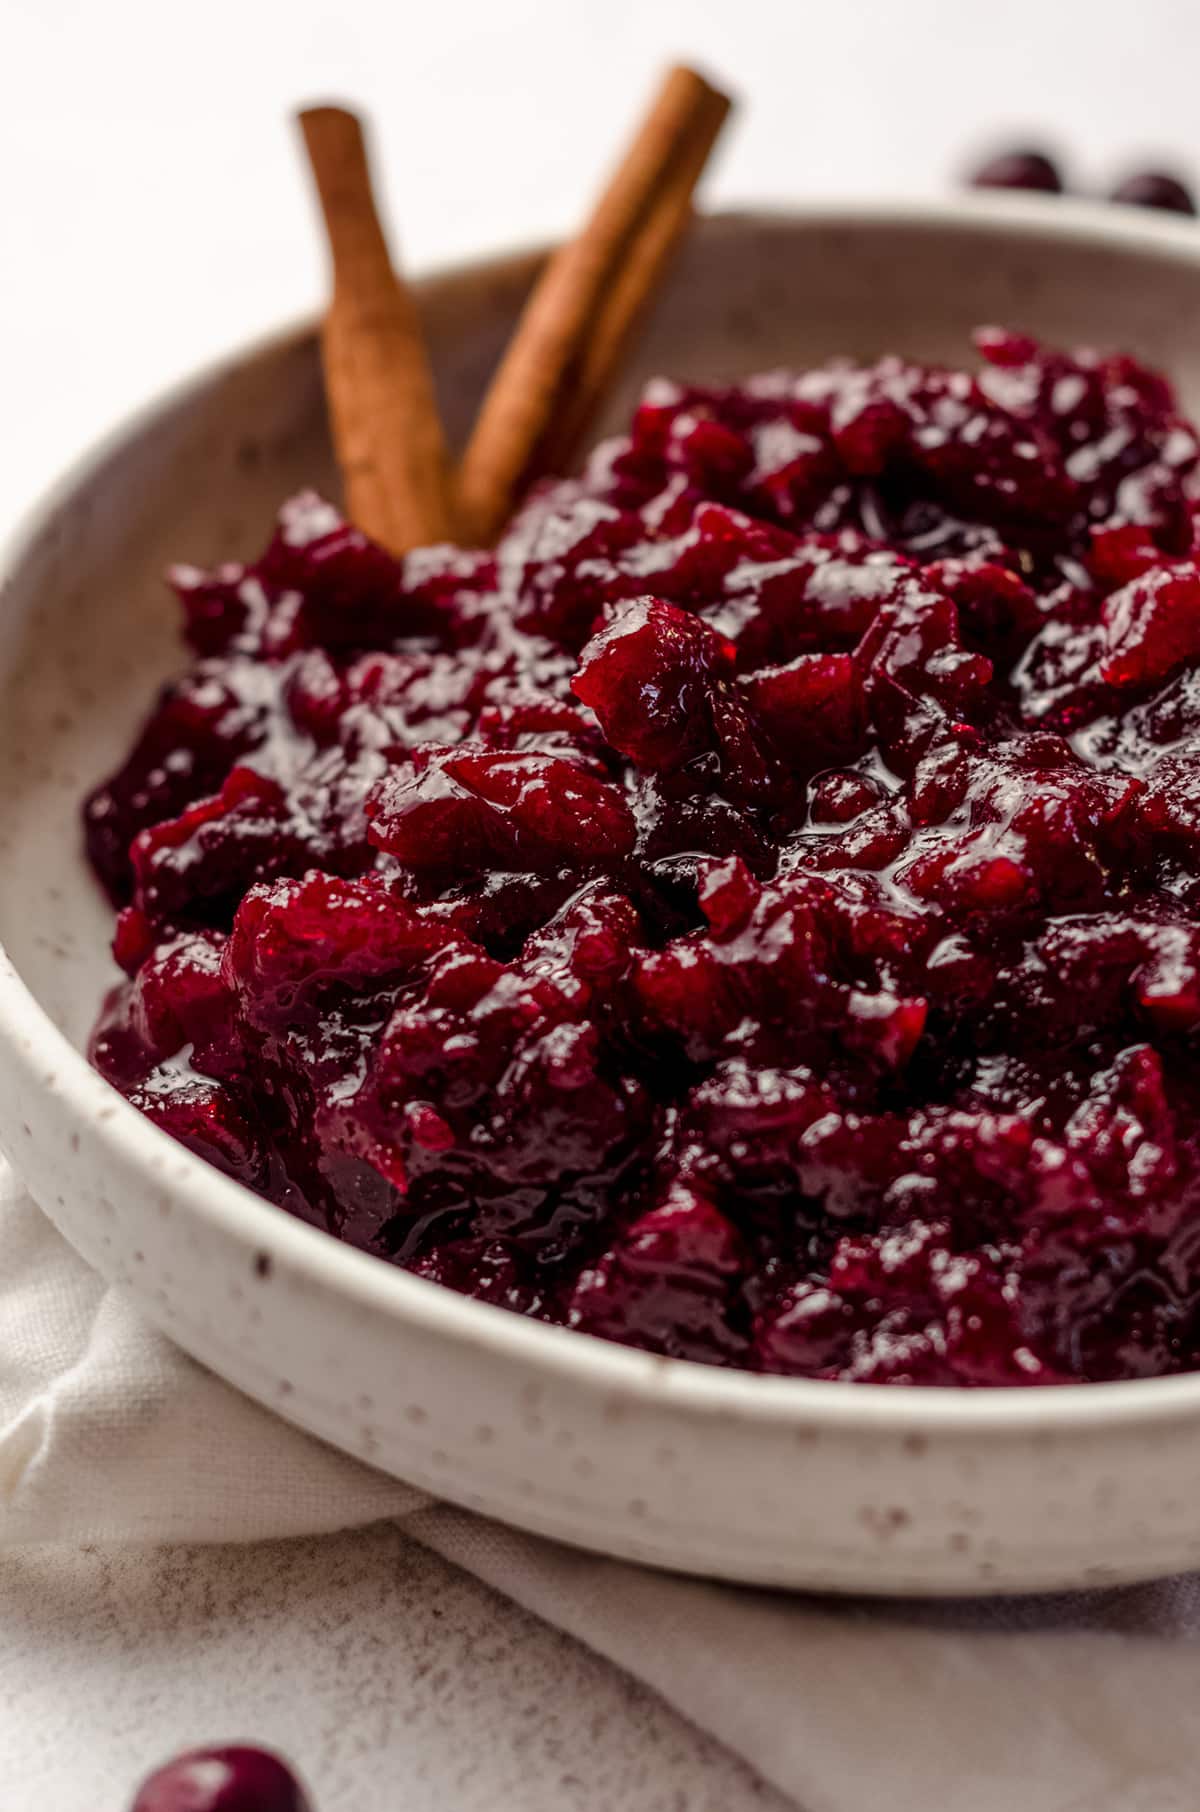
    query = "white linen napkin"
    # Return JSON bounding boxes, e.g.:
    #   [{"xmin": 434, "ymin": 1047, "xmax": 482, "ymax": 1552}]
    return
[{"xmin": 5, "ymin": 1152, "xmax": 1200, "ymax": 1812}]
